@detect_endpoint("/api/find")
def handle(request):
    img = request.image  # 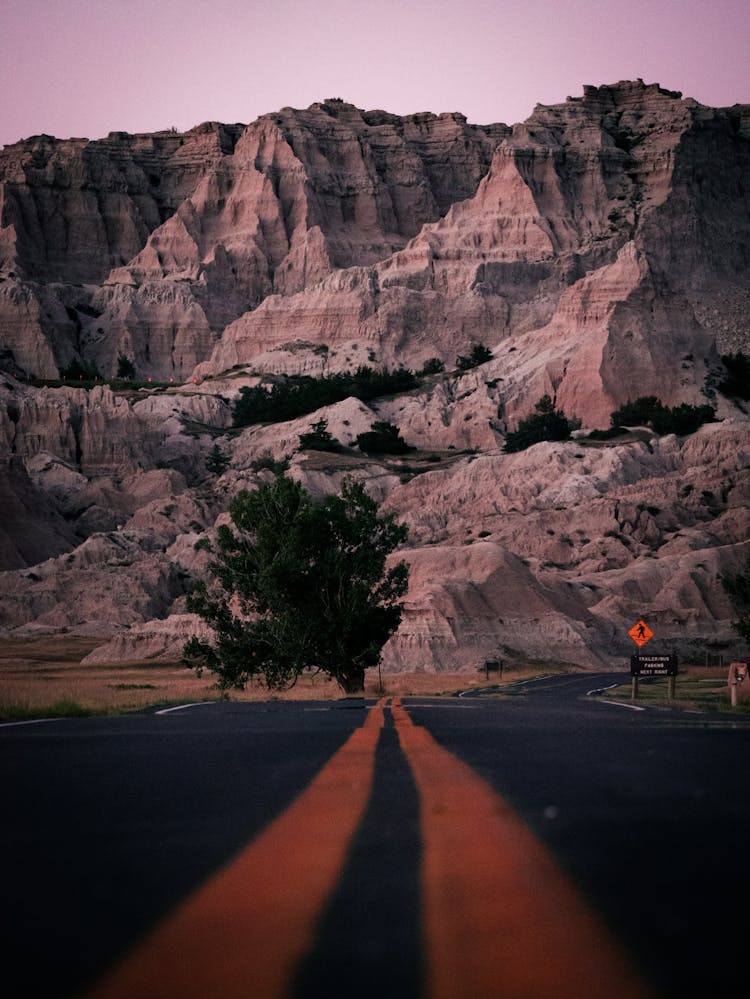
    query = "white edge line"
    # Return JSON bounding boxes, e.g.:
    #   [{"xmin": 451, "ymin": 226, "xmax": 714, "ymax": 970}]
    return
[
  {"xmin": 0, "ymin": 717, "xmax": 63, "ymax": 729},
  {"xmin": 587, "ymin": 682, "xmax": 619, "ymax": 696},
  {"xmin": 597, "ymin": 698, "xmax": 646, "ymax": 712},
  {"xmin": 155, "ymin": 701, "xmax": 216, "ymax": 716}
]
